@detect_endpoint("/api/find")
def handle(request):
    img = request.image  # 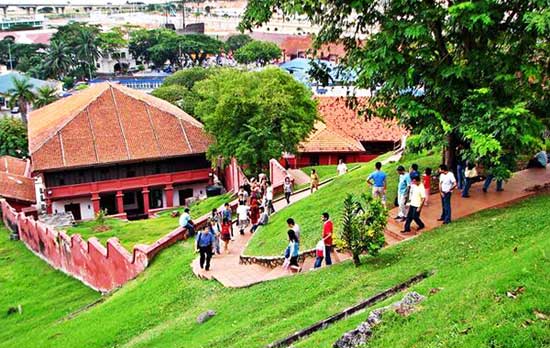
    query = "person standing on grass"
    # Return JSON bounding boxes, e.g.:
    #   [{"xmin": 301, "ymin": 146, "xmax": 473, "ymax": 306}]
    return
[
  {"xmin": 321, "ymin": 212, "xmax": 333, "ymax": 266},
  {"xmin": 179, "ymin": 208, "xmax": 195, "ymax": 236},
  {"xmin": 423, "ymin": 168, "xmax": 432, "ymax": 206},
  {"xmin": 462, "ymin": 161, "xmax": 478, "ymax": 198},
  {"xmin": 284, "ymin": 229, "xmax": 300, "ymax": 271},
  {"xmin": 283, "ymin": 176, "xmax": 293, "ymax": 204},
  {"xmin": 337, "ymin": 159, "xmax": 348, "ymax": 176},
  {"xmin": 195, "ymin": 227, "xmax": 214, "ymax": 271},
  {"xmin": 367, "ymin": 161, "xmax": 387, "ymax": 208},
  {"xmin": 401, "ymin": 175, "xmax": 426, "ymax": 234},
  {"xmin": 221, "ymin": 202, "xmax": 233, "ymax": 240},
  {"xmin": 265, "ymin": 181, "xmax": 275, "ymax": 214},
  {"xmin": 220, "ymin": 217, "xmax": 231, "ymax": 253},
  {"xmin": 310, "ymin": 169, "xmax": 320, "ymax": 193},
  {"xmin": 409, "ymin": 163, "xmax": 420, "ymax": 180},
  {"xmin": 236, "ymin": 201, "xmax": 250, "ymax": 235},
  {"xmin": 287, "ymin": 218, "xmax": 301, "ymax": 242},
  {"xmin": 438, "ymin": 164, "xmax": 457, "ymax": 224},
  {"xmin": 395, "ymin": 166, "xmax": 411, "ymax": 221},
  {"xmin": 251, "ymin": 206, "xmax": 269, "ymax": 233}
]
